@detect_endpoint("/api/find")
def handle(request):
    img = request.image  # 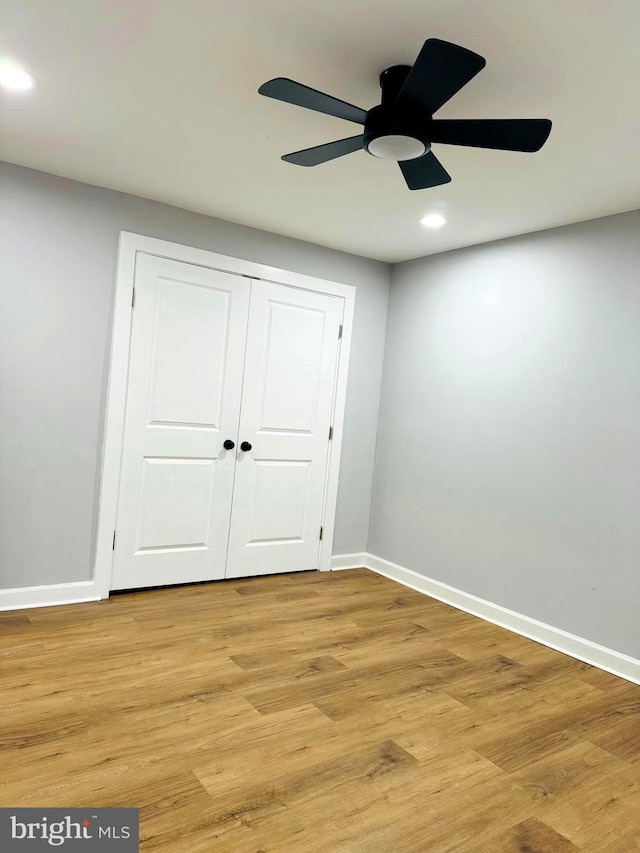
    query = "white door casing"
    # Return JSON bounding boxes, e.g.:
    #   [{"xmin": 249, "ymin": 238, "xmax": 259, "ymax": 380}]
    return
[
  {"xmin": 226, "ymin": 280, "xmax": 344, "ymax": 578},
  {"xmin": 110, "ymin": 254, "xmax": 250, "ymax": 590}
]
